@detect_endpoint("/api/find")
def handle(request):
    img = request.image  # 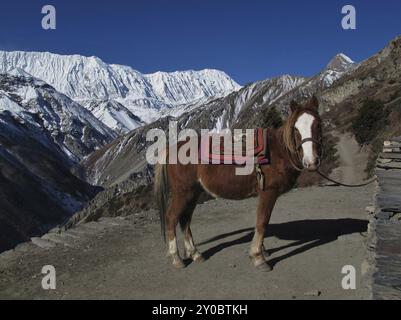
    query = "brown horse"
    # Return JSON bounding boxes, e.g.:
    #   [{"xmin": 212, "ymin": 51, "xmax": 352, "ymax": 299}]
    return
[{"xmin": 154, "ymin": 96, "xmax": 323, "ymax": 271}]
